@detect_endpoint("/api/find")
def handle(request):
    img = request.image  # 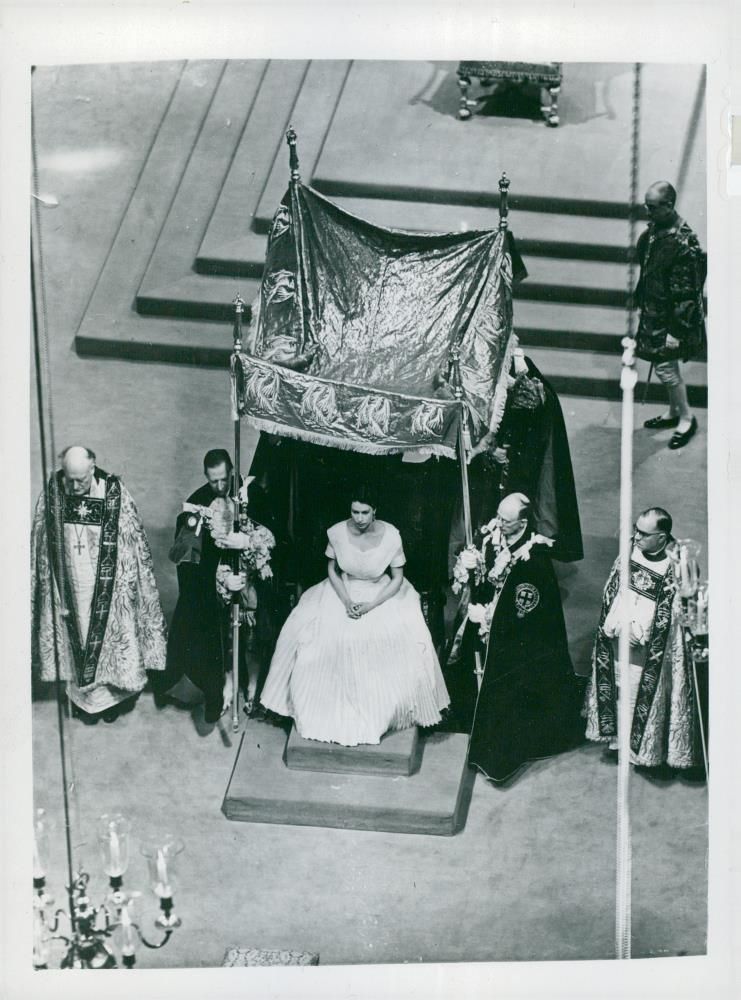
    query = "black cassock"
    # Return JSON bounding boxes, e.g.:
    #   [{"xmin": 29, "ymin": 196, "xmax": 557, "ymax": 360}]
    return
[
  {"xmin": 456, "ymin": 356, "xmax": 583, "ymax": 565},
  {"xmin": 152, "ymin": 480, "xmax": 278, "ymax": 722},
  {"xmin": 462, "ymin": 536, "xmax": 585, "ymax": 783}
]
